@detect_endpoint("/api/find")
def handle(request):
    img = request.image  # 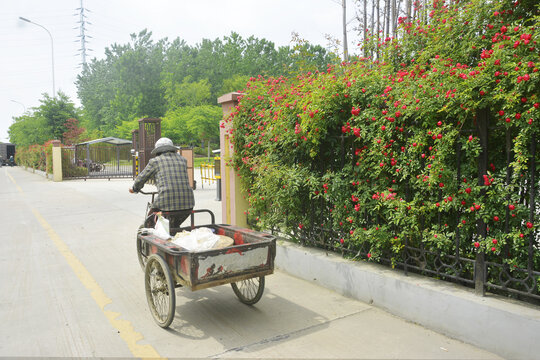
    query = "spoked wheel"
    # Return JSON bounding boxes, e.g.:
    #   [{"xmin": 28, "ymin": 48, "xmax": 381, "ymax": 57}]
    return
[
  {"xmin": 231, "ymin": 276, "xmax": 265, "ymax": 305},
  {"xmin": 137, "ymin": 214, "xmax": 157, "ymax": 271},
  {"xmin": 145, "ymin": 254, "xmax": 176, "ymax": 328},
  {"xmin": 136, "ymin": 226, "xmax": 148, "ymax": 270}
]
